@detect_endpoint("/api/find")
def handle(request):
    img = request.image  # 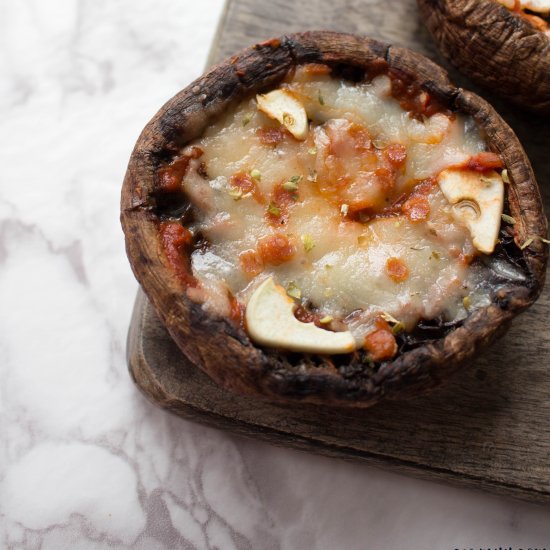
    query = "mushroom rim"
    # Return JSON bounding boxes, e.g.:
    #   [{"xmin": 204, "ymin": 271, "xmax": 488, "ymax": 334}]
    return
[{"xmin": 121, "ymin": 31, "xmax": 547, "ymax": 407}]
